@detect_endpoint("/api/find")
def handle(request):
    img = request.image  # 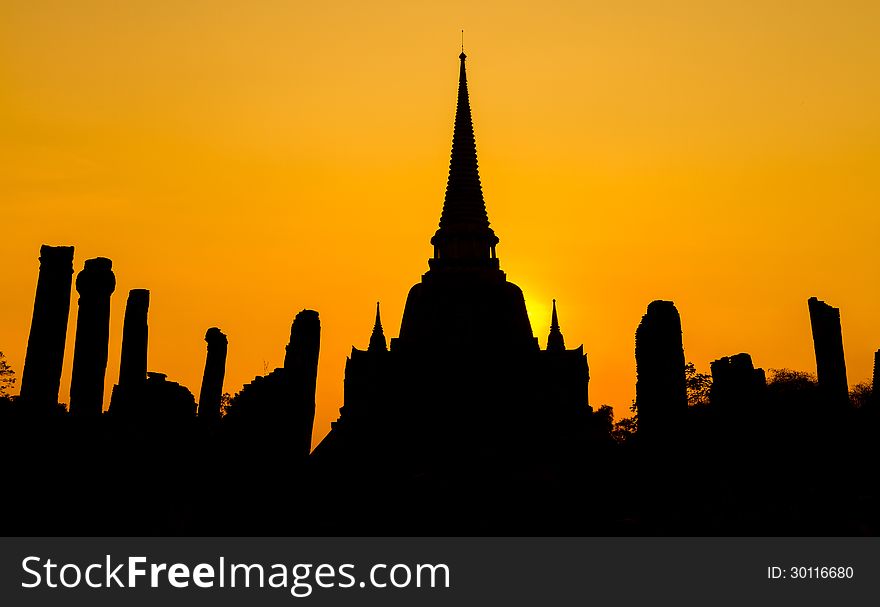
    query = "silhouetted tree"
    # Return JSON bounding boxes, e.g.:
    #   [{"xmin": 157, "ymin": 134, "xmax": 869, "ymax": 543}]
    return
[
  {"xmin": 593, "ymin": 405, "xmax": 614, "ymax": 433},
  {"xmin": 0, "ymin": 351, "xmax": 15, "ymax": 398},
  {"xmin": 768, "ymin": 368, "xmax": 817, "ymax": 389},
  {"xmin": 849, "ymin": 381, "xmax": 872, "ymax": 409},
  {"xmin": 219, "ymin": 392, "xmax": 233, "ymax": 417},
  {"xmin": 611, "ymin": 400, "xmax": 638, "ymax": 444},
  {"xmin": 612, "ymin": 415, "xmax": 637, "ymax": 444},
  {"xmin": 685, "ymin": 361, "xmax": 711, "ymax": 407},
  {"xmin": 766, "ymin": 368, "xmax": 821, "ymax": 423}
]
